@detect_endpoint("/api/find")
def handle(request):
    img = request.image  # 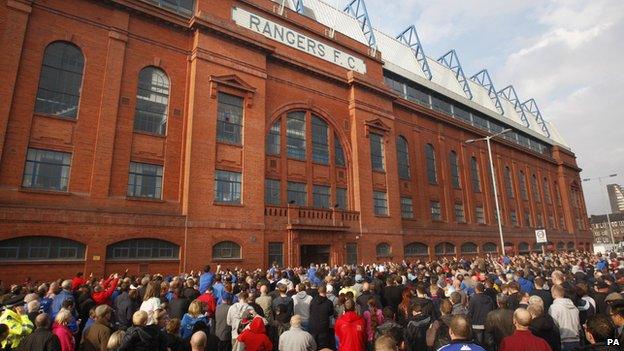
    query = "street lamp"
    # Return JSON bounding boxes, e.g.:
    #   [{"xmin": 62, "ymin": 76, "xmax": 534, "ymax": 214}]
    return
[
  {"xmin": 582, "ymin": 173, "xmax": 618, "ymax": 245},
  {"xmin": 465, "ymin": 128, "xmax": 512, "ymax": 255}
]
